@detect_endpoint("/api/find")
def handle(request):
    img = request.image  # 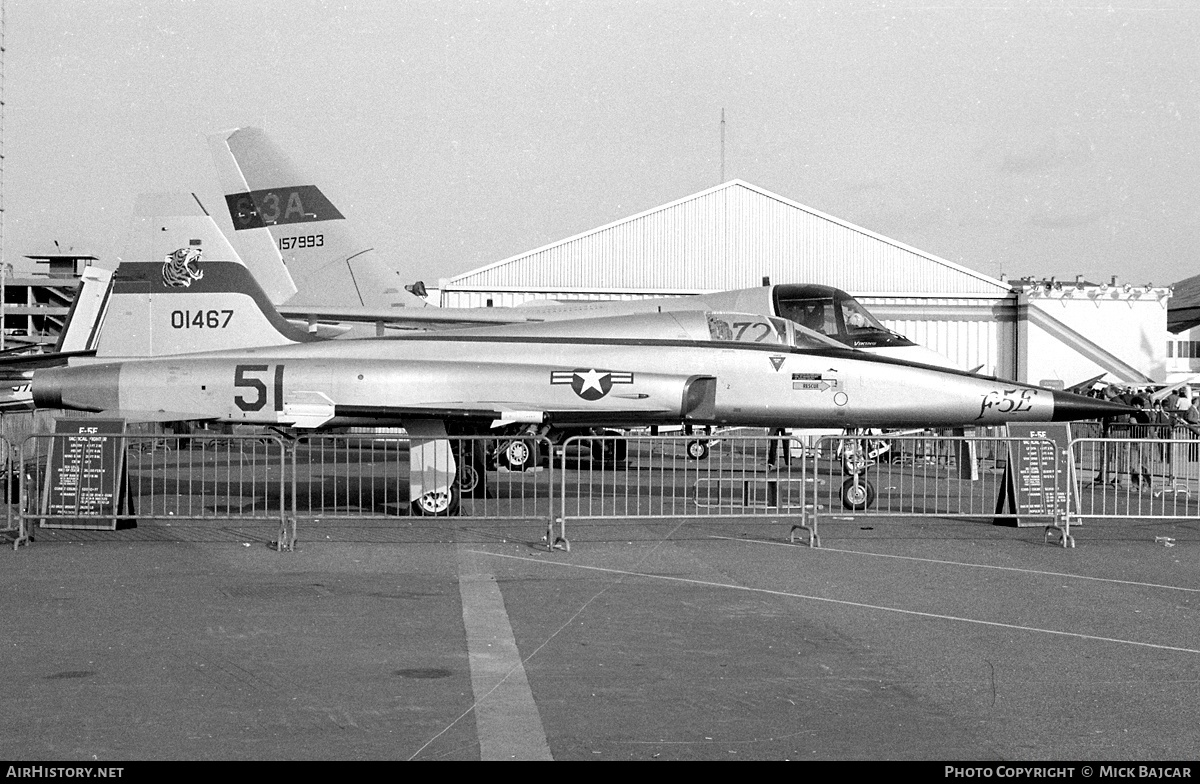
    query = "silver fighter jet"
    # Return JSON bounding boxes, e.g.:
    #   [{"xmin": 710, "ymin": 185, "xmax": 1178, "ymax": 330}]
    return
[{"xmin": 33, "ymin": 249, "xmax": 1130, "ymax": 513}]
